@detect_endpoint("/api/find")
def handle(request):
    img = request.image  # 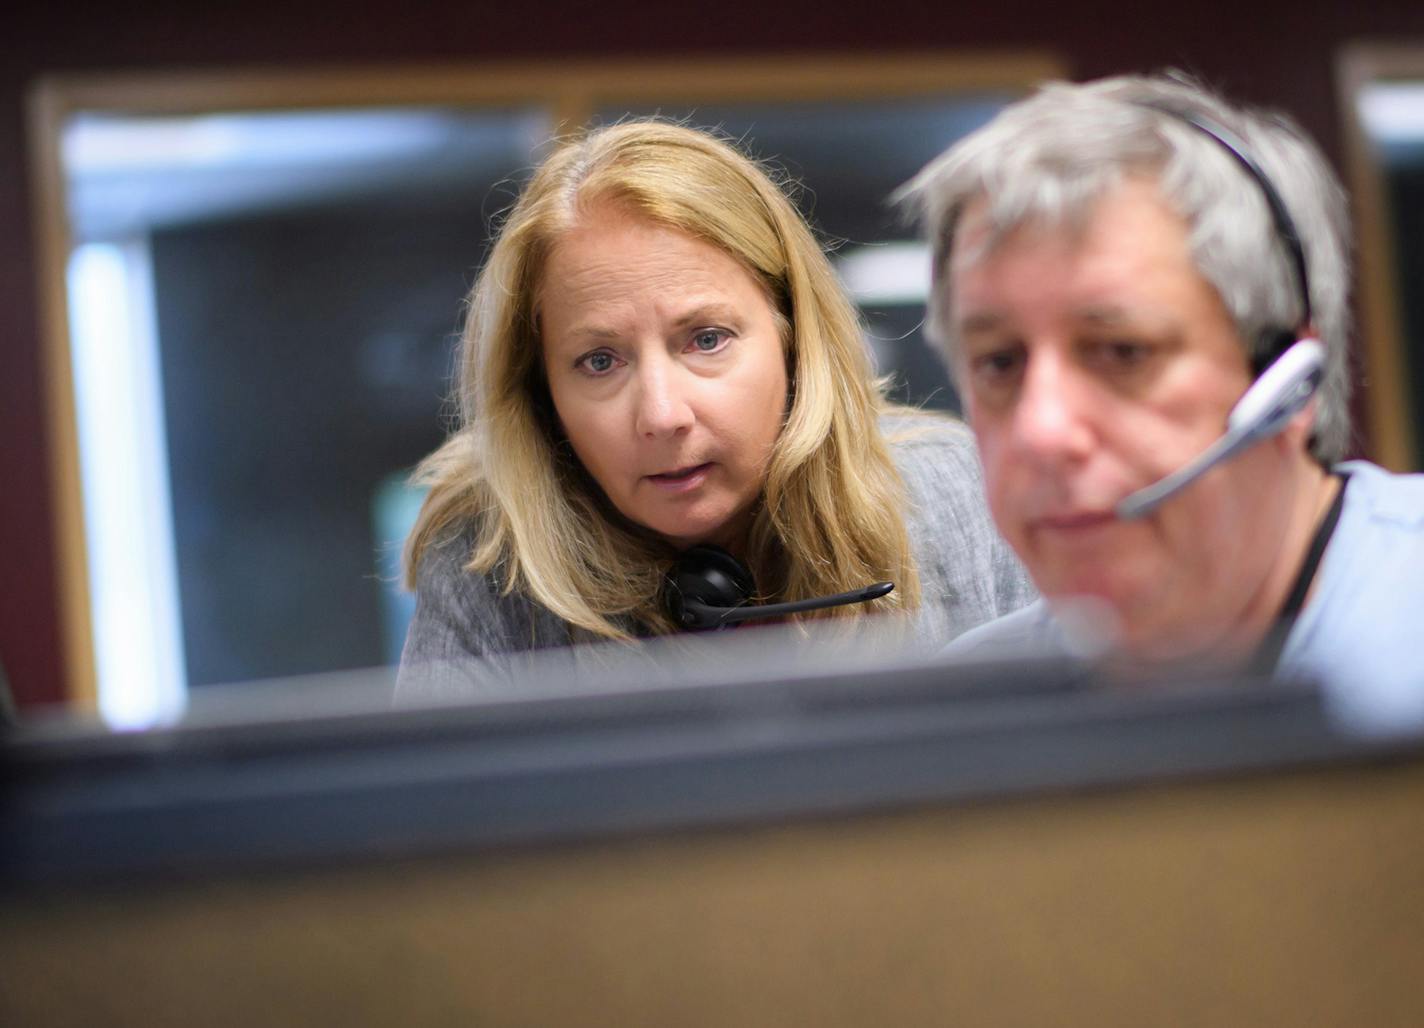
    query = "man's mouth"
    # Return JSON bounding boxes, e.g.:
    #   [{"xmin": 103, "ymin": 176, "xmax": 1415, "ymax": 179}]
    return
[{"xmin": 1034, "ymin": 509, "xmax": 1117, "ymax": 532}]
